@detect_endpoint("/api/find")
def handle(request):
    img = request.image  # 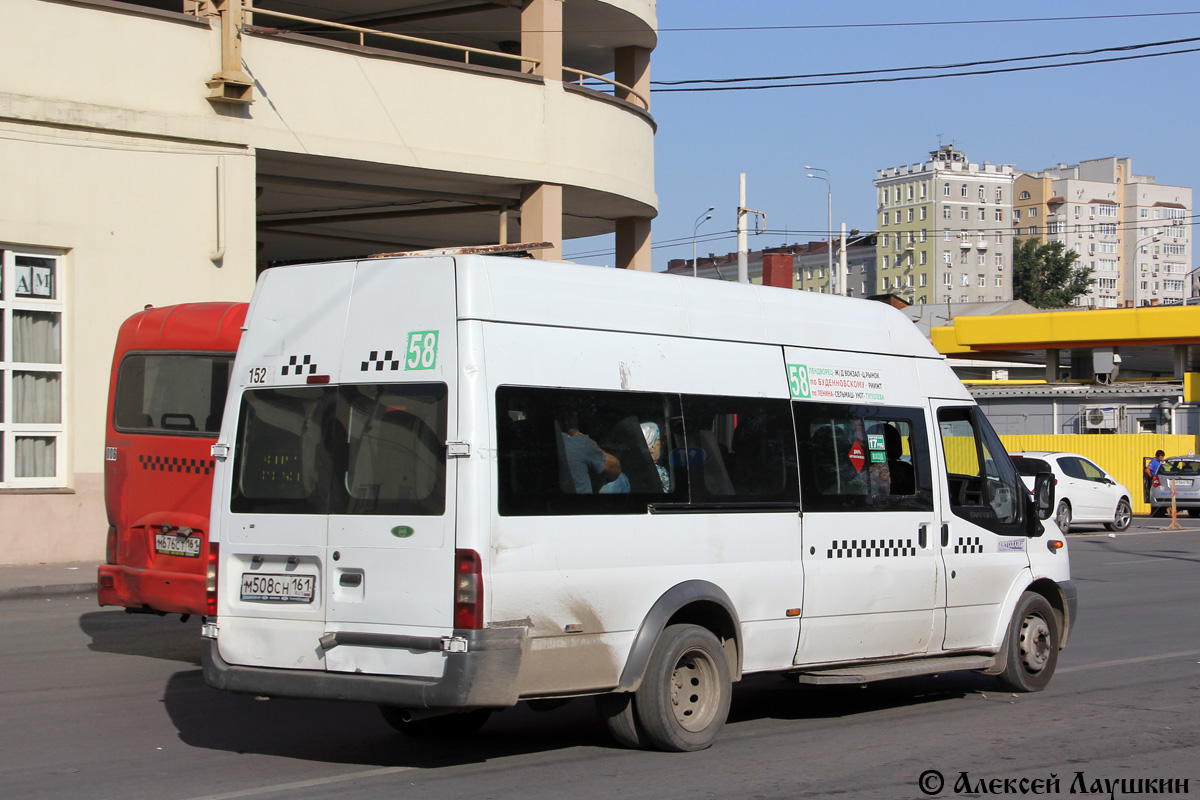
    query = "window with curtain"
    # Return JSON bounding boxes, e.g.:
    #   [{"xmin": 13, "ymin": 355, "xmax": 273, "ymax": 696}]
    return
[{"xmin": 1, "ymin": 248, "xmax": 66, "ymax": 486}]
